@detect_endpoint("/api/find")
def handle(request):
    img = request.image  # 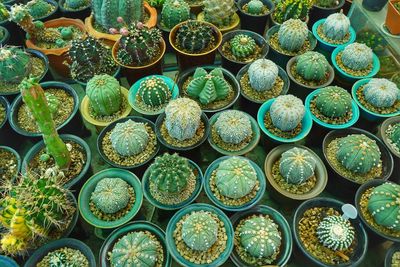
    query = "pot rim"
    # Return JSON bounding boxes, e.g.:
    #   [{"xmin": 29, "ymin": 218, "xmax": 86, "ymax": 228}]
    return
[
  {"xmin": 379, "ymin": 116, "xmax": 400, "ymax": 158},
  {"xmin": 0, "ymin": 96, "xmax": 9, "ymax": 128}
]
